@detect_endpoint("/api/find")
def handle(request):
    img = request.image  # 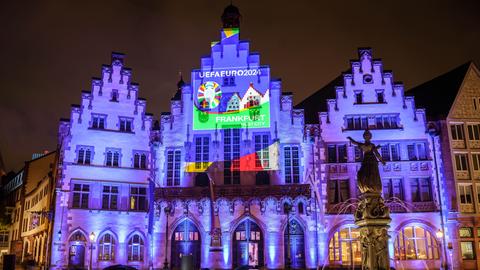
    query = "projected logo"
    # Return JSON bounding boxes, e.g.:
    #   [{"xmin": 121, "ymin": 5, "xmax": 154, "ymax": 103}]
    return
[{"xmin": 193, "ymin": 82, "xmax": 270, "ymax": 130}]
